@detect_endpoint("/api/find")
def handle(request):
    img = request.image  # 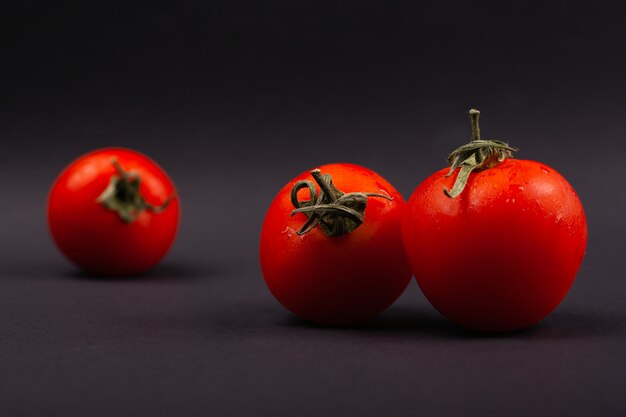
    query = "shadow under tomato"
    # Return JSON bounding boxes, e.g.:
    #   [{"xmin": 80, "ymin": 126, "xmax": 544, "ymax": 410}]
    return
[
  {"xmin": 283, "ymin": 306, "xmax": 624, "ymax": 340},
  {"xmin": 282, "ymin": 307, "xmax": 476, "ymax": 339},
  {"xmin": 0, "ymin": 261, "xmax": 220, "ymax": 283},
  {"xmin": 524, "ymin": 310, "xmax": 626, "ymax": 339},
  {"xmin": 67, "ymin": 262, "xmax": 219, "ymax": 282}
]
